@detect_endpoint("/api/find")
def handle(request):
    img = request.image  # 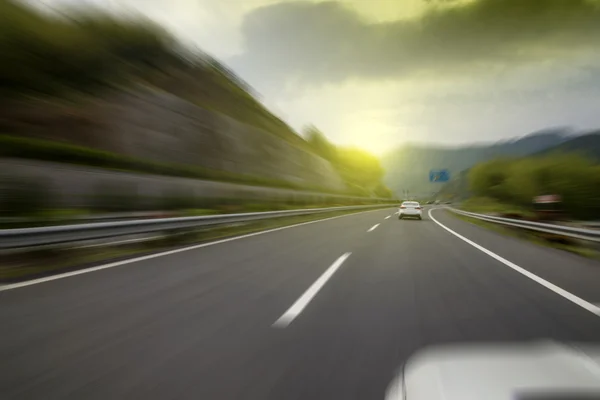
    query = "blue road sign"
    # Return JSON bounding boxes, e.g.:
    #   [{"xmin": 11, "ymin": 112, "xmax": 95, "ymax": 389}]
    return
[{"xmin": 429, "ymin": 169, "xmax": 450, "ymax": 182}]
